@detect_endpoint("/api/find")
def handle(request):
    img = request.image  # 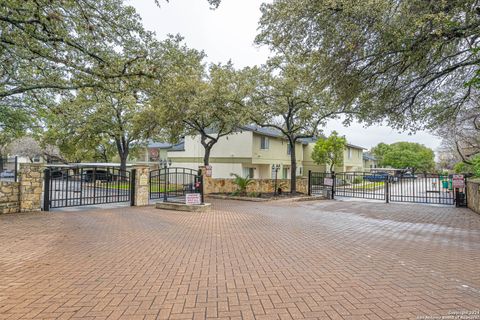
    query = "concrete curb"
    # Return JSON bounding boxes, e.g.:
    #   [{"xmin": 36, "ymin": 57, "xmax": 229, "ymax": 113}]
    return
[{"xmin": 155, "ymin": 202, "xmax": 212, "ymax": 212}]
